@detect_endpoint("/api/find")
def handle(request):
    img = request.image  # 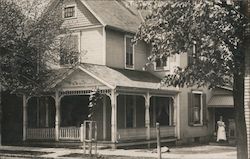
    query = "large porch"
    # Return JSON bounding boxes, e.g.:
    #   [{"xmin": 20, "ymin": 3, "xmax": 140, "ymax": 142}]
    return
[{"xmin": 21, "ymin": 64, "xmax": 180, "ymax": 147}]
